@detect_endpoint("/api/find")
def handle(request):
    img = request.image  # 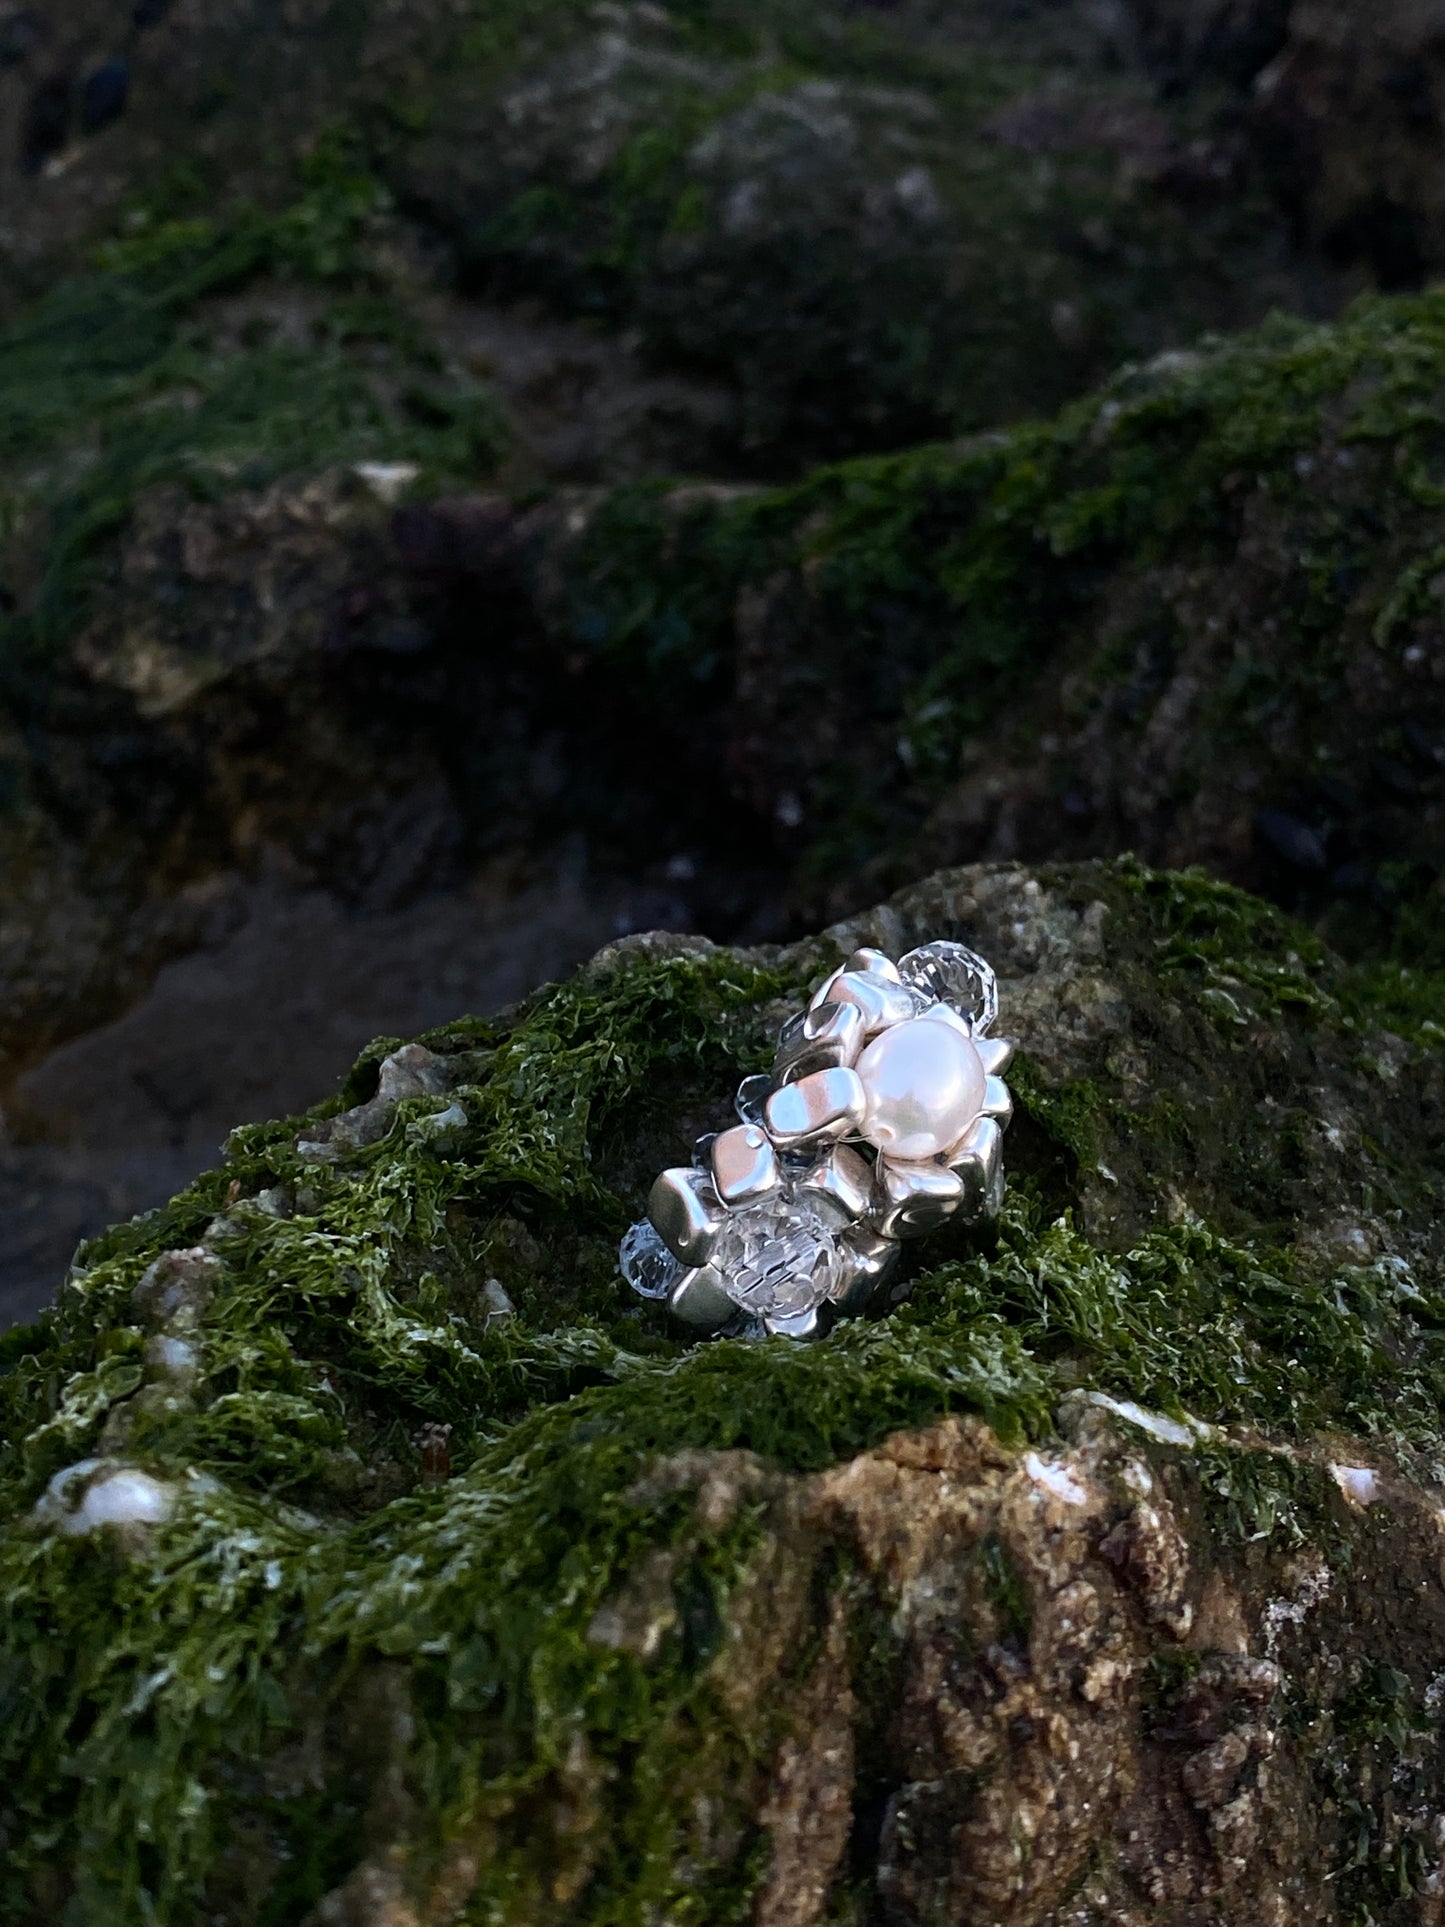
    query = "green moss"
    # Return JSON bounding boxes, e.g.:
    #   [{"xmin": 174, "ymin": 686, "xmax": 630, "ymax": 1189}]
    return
[
  {"xmin": 1115, "ymin": 862, "xmax": 1340, "ymax": 1022},
  {"xmin": 0, "ymin": 869, "xmax": 1442, "ymax": 1917},
  {"xmin": 0, "ymin": 146, "xmax": 505, "ymax": 675},
  {"xmin": 530, "ymin": 293, "xmax": 1445, "ymax": 954},
  {"xmin": 977, "ymin": 1533, "xmax": 1031, "ymax": 1646}
]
